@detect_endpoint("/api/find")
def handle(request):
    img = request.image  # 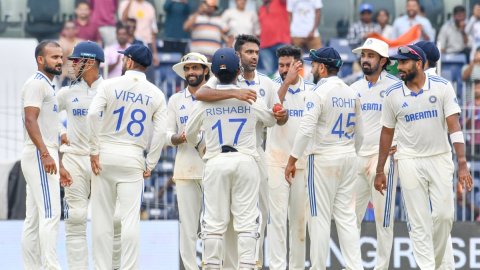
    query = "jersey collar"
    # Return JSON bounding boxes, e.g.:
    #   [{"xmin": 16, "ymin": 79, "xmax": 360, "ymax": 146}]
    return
[
  {"xmin": 125, "ymin": 70, "xmax": 147, "ymax": 80},
  {"xmin": 217, "ymin": 83, "xmax": 239, "ymax": 90},
  {"xmin": 402, "ymin": 72, "xmax": 430, "ymax": 96},
  {"xmin": 238, "ymin": 70, "xmax": 259, "ymax": 86},
  {"xmin": 365, "ymin": 70, "xmax": 387, "ymax": 89},
  {"xmin": 36, "ymin": 71, "xmax": 55, "ymax": 89},
  {"xmin": 275, "ymin": 76, "xmax": 305, "ymax": 94}
]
